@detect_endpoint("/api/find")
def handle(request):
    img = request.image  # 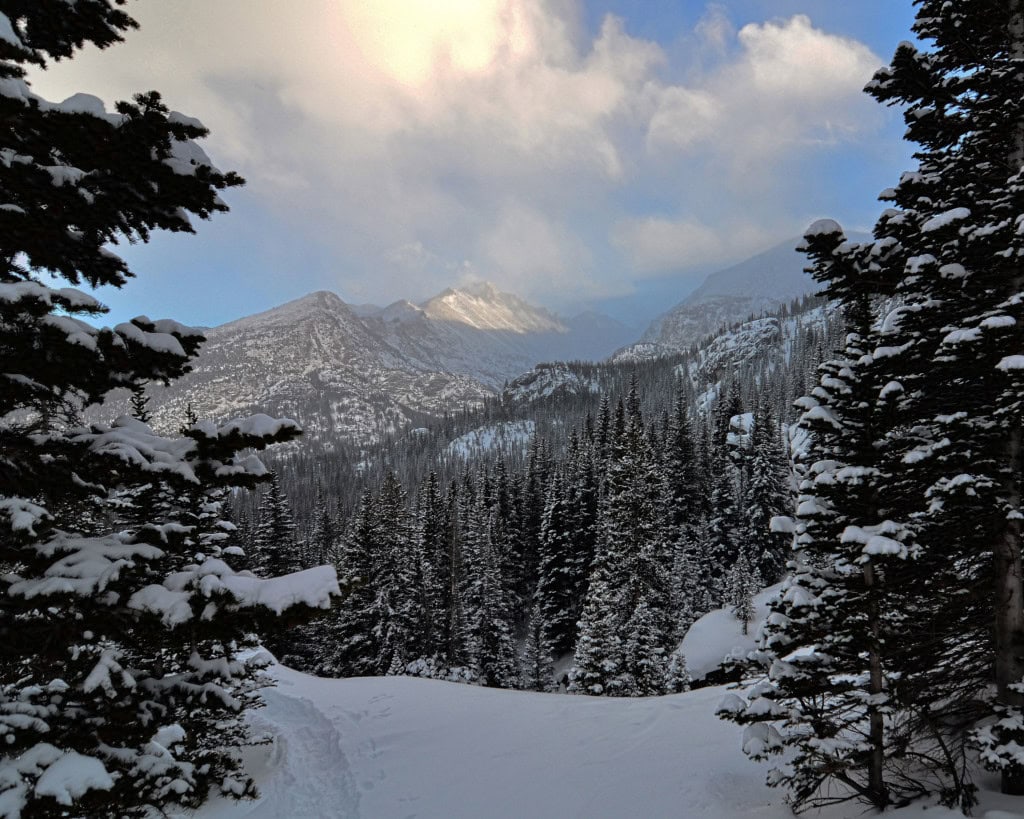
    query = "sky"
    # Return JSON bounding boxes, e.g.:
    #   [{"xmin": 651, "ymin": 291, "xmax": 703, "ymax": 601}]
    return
[{"xmin": 28, "ymin": 0, "xmax": 918, "ymax": 328}]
